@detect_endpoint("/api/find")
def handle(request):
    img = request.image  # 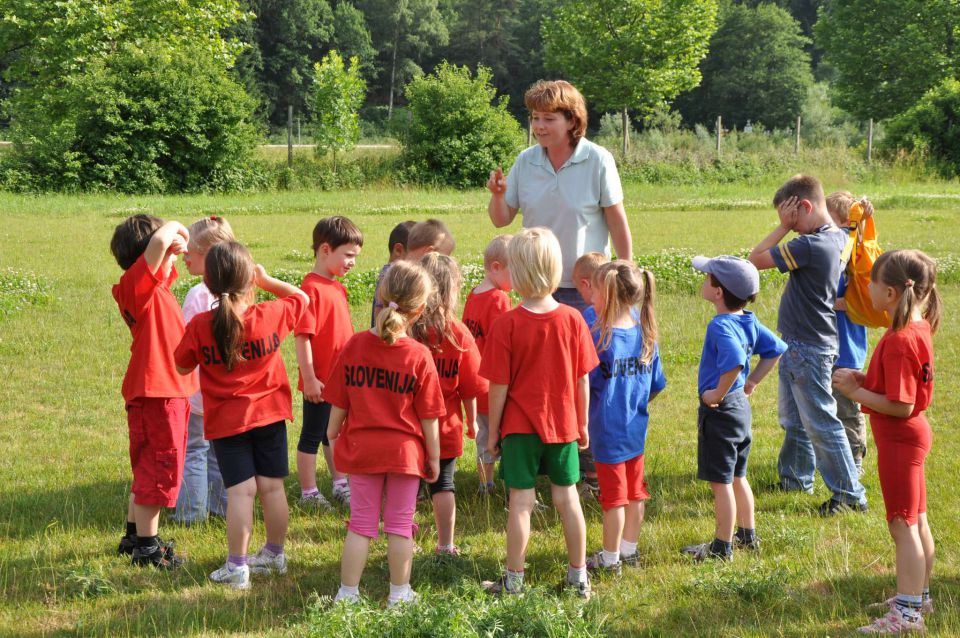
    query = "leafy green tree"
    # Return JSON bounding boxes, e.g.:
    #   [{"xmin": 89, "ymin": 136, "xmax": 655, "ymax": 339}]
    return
[
  {"xmin": 815, "ymin": 0, "xmax": 959, "ymax": 121},
  {"xmin": 399, "ymin": 63, "xmax": 523, "ymax": 187},
  {"xmin": 884, "ymin": 78, "xmax": 960, "ymax": 178},
  {"xmin": 310, "ymin": 50, "xmax": 366, "ymax": 170},
  {"xmin": 676, "ymin": 3, "xmax": 812, "ymax": 129},
  {"xmin": 332, "ymin": 2, "xmax": 377, "ymax": 78},
  {"xmin": 356, "ymin": 0, "xmax": 449, "ymax": 117},
  {"xmin": 542, "ymin": 0, "xmax": 718, "ymax": 155}
]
